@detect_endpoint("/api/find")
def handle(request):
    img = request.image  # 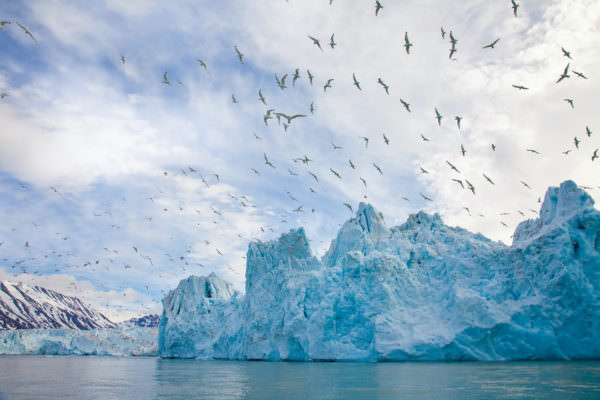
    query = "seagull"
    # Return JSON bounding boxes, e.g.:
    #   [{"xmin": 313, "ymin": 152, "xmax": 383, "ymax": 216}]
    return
[
  {"xmin": 449, "ymin": 46, "xmax": 457, "ymax": 60},
  {"xmin": 399, "ymin": 98, "xmax": 411, "ymax": 112},
  {"xmin": 482, "ymin": 38, "xmax": 500, "ymax": 49},
  {"xmin": 258, "ymin": 89, "xmax": 267, "ymax": 105},
  {"xmin": 511, "ymin": 0, "xmax": 519, "ymax": 17},
  {"xmin": 232, "ymin": 94, "xmax": 238, "ymax": 104},
  {"xmin": 435, "ymin": 108, "xmax": 442, "ymax": 126},
  {"xmin": 330, "ymin": 33, "xmax": 337, "ymax": 49},
  {"xmin": 441, "ymin": 27, "xmax": 446, "ymax": 39},
  {"xmin": 310, "ymin": 102, "xmax": 315, "ymax": 114},
  {"xmin": 264, "ymin": 153, "xmax": 276, "ymax": 168},
  {"xmin": 360, "ymin": 177, "xmax": 367, "ymax": 188},
  {"xmin": 299, "ymin": 155, "xmax": 312, "ymax": 164},
  {"xmin": 234, "ymin": 45, "xmax": 244, "ymax": 64},
  {"xmin": 349, "ymin": 160, "xmax": 356, "ymax": 169},
  {"xmin": 455, "ymin": 116, "xmax": 462, "ymax": 130},
  {"xmin": 420, "ymin": 134, "xmax": 430, "ymax": 142},
  {"xmin": 556, "ymin": 63, "xmax": 570, "ymax": 83},
  {"xmin": 375, "ymin": 0, "xmax": 383, "ymax": 16},
  {"xmin": 463, "ymin": 207, "xmax": 471, "ymax": 216},
  {"xmin": 250, "ymin": 168, "xmax": 260, "ymax": 175},
  {"xmin": 308, "ymin": 171, "xmax": 319, "ymax": 183},
  {"xmin": 420, "ymin": 193, "xmax": 433, "ymax": 201},
  {"xmin": 324, "ymin": 78, "xmax": 334, "ymax": 92},
  {"xmin": 465, "ymin": 180, "xmax": 476, "ymax": 195},
  {"xmin": 359, "ymin": 136, "xmax": 369, "ymax": 148},
  {"xmin": 446, "ymin": 161, "xmax": 460, "ymax": 173},
  {"xmin": 592, "ymin": 149, "xmax": 598, "ymax": 161},
  {"xmin": 573, "ymin": 70, "xmax": 588, "ymax": 79},
  {"xmin": 512, "ymin": 84, "xmax": 529, "ymax": 90},
  {"xmin": 562, "ymin": 149, "xmax": 572, "ymax": 155},
  {"xmin": 162, "ymin": 72, "xmax": 171, "ymax": 85},
  {"xmin": 121, "ymin": 55, "xmax": 126, "ymax": 64},
  {"xmin": 16, "ymin": 22, "xmax": 36, "ymax": 42},
  {"xmin": 0, "ymin": 92, "xmax": 8, "ymax": 99},
  {"xmin": 526, "ymin": 149, "xmax": 540, "ymax": 154},
  {"xmin": 373, "ymin": 163, "xmax": 383, "ymax": 175},
  {"xmin": 586, "ymin": 126, "xmax": 592, "ymax": 137},
  {"xmin": 276, "ymin": 112, "xmax": 306, "ymax": 124},
  {"xmin": 308, "ymin": 35, "xmax": 323, "ymax": 51},
  {"xmin": 0, "ymin": 21, "xmax": 10, "ymax": 31},
  {"xmin": 520, "ymin": 180, "xmax": 531, "ymax": 189},
  {"xmin": 330, "ymin": 168, "xmax": 342, "ymax": 179},
  {"xmin": 307, "ymin": 70, "xmax": 314, "ymax": 85},
  {"xmin": 574, "ymin": 137, "xmax": 580, "ymax": 149},
  {"xmin": 564, "ymin": 98, "xmax": 574, "ymax": 109},
  {"xmin": 449, "ymin": 31, "xmax": 458, "ymax": 45},
  {"xmin": 383, "ymin": 133, "xmax": 390, "ymax": 145},
  {"xmin": 196, "ymin": 59, "xmax": 208, "ymax": 71},
  {"xmin": 420, "ymin": 166, "xmax": 429, "ymax": 174},
  {"xmin": 561, "ymin": 47, "xmax": 572, "ymax": 59},
  {"xmin": 343, "ymin": 203, "xmax": 353, "ymax": 212},
  {"xmin": 377, "ymin": 78, "xmax": 389, "ymax": 94},
  {"xmin": 452, "ymin": 178, "xmax": 464, "ymax": 189},
  {"xmin": 460, "ymin": 144, "xmax": 466, "ymax": 156},
  {"xmin": 331, "ymin": 142, "xmax": 342, "ymax": 150},
  {"xmin": 404, "ymin": 32, "xmax": 413, "ymax": 54},
  {"xmin": 293, "ymin": 69, "xmax": 301, "ymax": 85},
  {"xmin": 483, "ymin": 173, "xmax": 495, "ymax": 185},
  {"xmin": 491, "ymin": 144, "xmax": 496, "ymax": 151},
  {"xmin": 353, "ymin": 73, "xmax": 361, "ymax": 90}
]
